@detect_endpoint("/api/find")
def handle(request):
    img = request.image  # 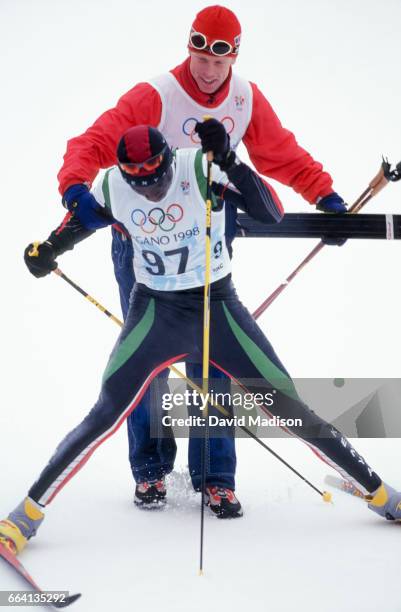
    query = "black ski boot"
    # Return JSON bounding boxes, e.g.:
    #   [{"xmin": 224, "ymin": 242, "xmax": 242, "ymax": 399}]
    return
[
  {"xmin": 205, "ymin": 486, "xmax": 243, "ymax": 519},
  {"xmin": 134, "ymin": 478, "xmax": 167, "ymax": 508}
]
